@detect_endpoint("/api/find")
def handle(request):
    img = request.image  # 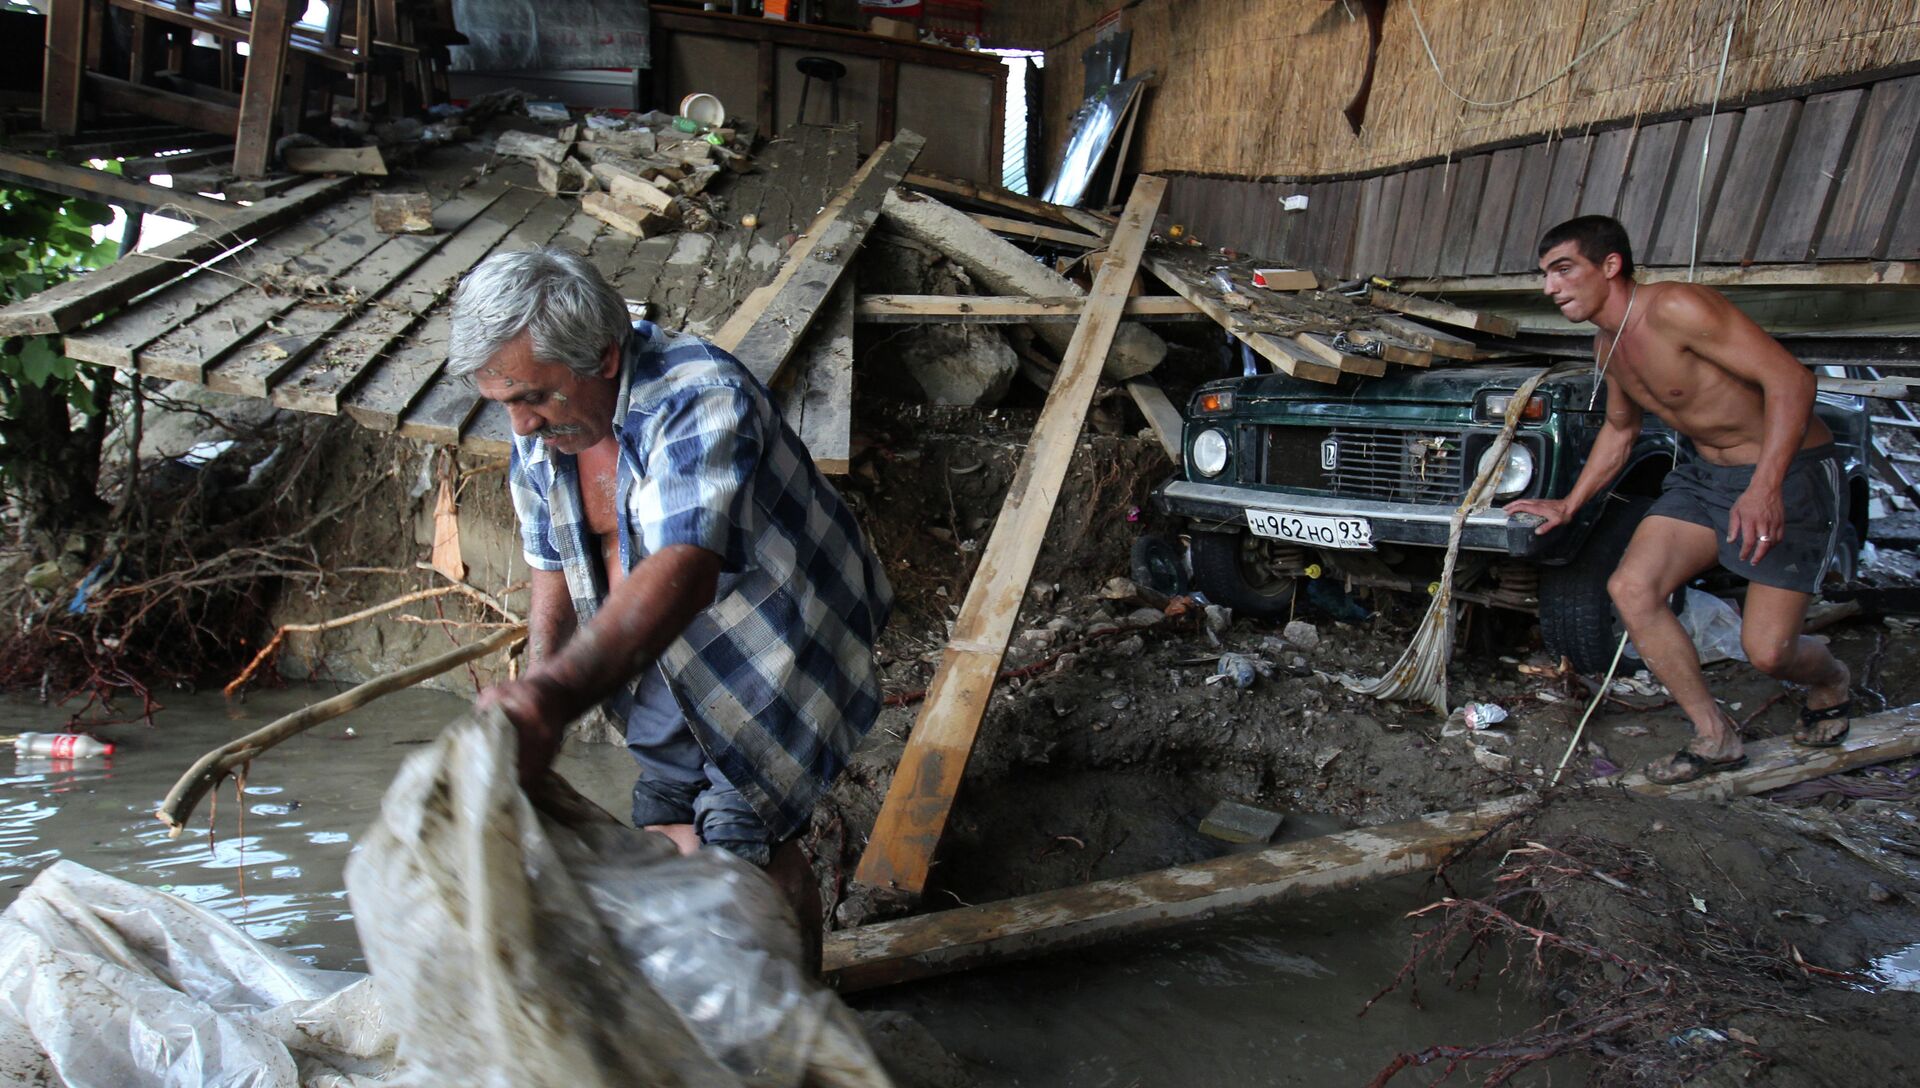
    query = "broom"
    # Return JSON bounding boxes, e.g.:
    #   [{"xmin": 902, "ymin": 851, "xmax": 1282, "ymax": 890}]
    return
[{"xmin": 1345, "ymin": 364, "xmax": 1569, "ymax": 714}]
